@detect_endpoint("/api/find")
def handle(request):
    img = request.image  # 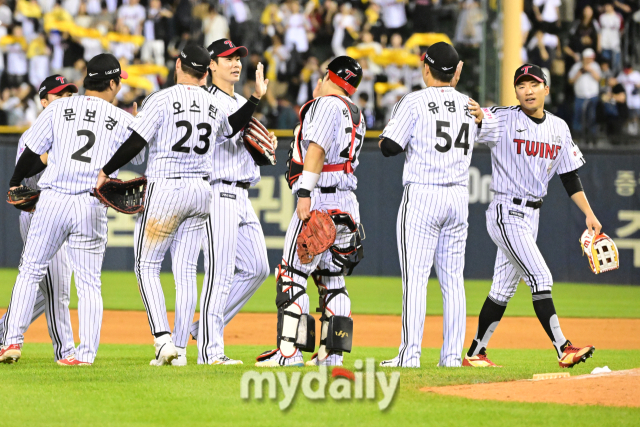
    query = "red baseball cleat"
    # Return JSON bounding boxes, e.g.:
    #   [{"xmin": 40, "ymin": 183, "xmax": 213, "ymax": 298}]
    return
[
  {"xmin": 0, "ymin": 344, "xmax": 21, "ymax": 364},
  {"xmin": 57, "ymin": 355, "xmax": 92, "ymax": 366},
  {"xmin": 558, "ymin": 342, "xmax": 595, "ymax": 368}
]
